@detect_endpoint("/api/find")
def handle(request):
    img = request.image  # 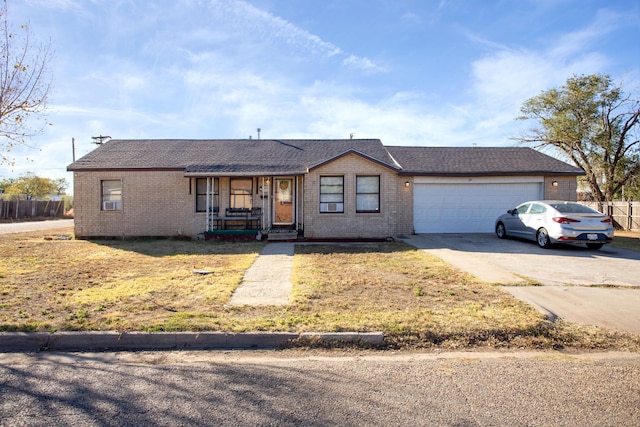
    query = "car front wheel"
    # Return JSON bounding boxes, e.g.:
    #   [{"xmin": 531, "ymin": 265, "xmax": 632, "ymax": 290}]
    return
[
  {"xmin": 536, "ymin": 228, "xmax": 552, "ymax": 248},
  {"xmin": 496, "ymin": 222, "xmax": 507, "ymax": 239}
]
